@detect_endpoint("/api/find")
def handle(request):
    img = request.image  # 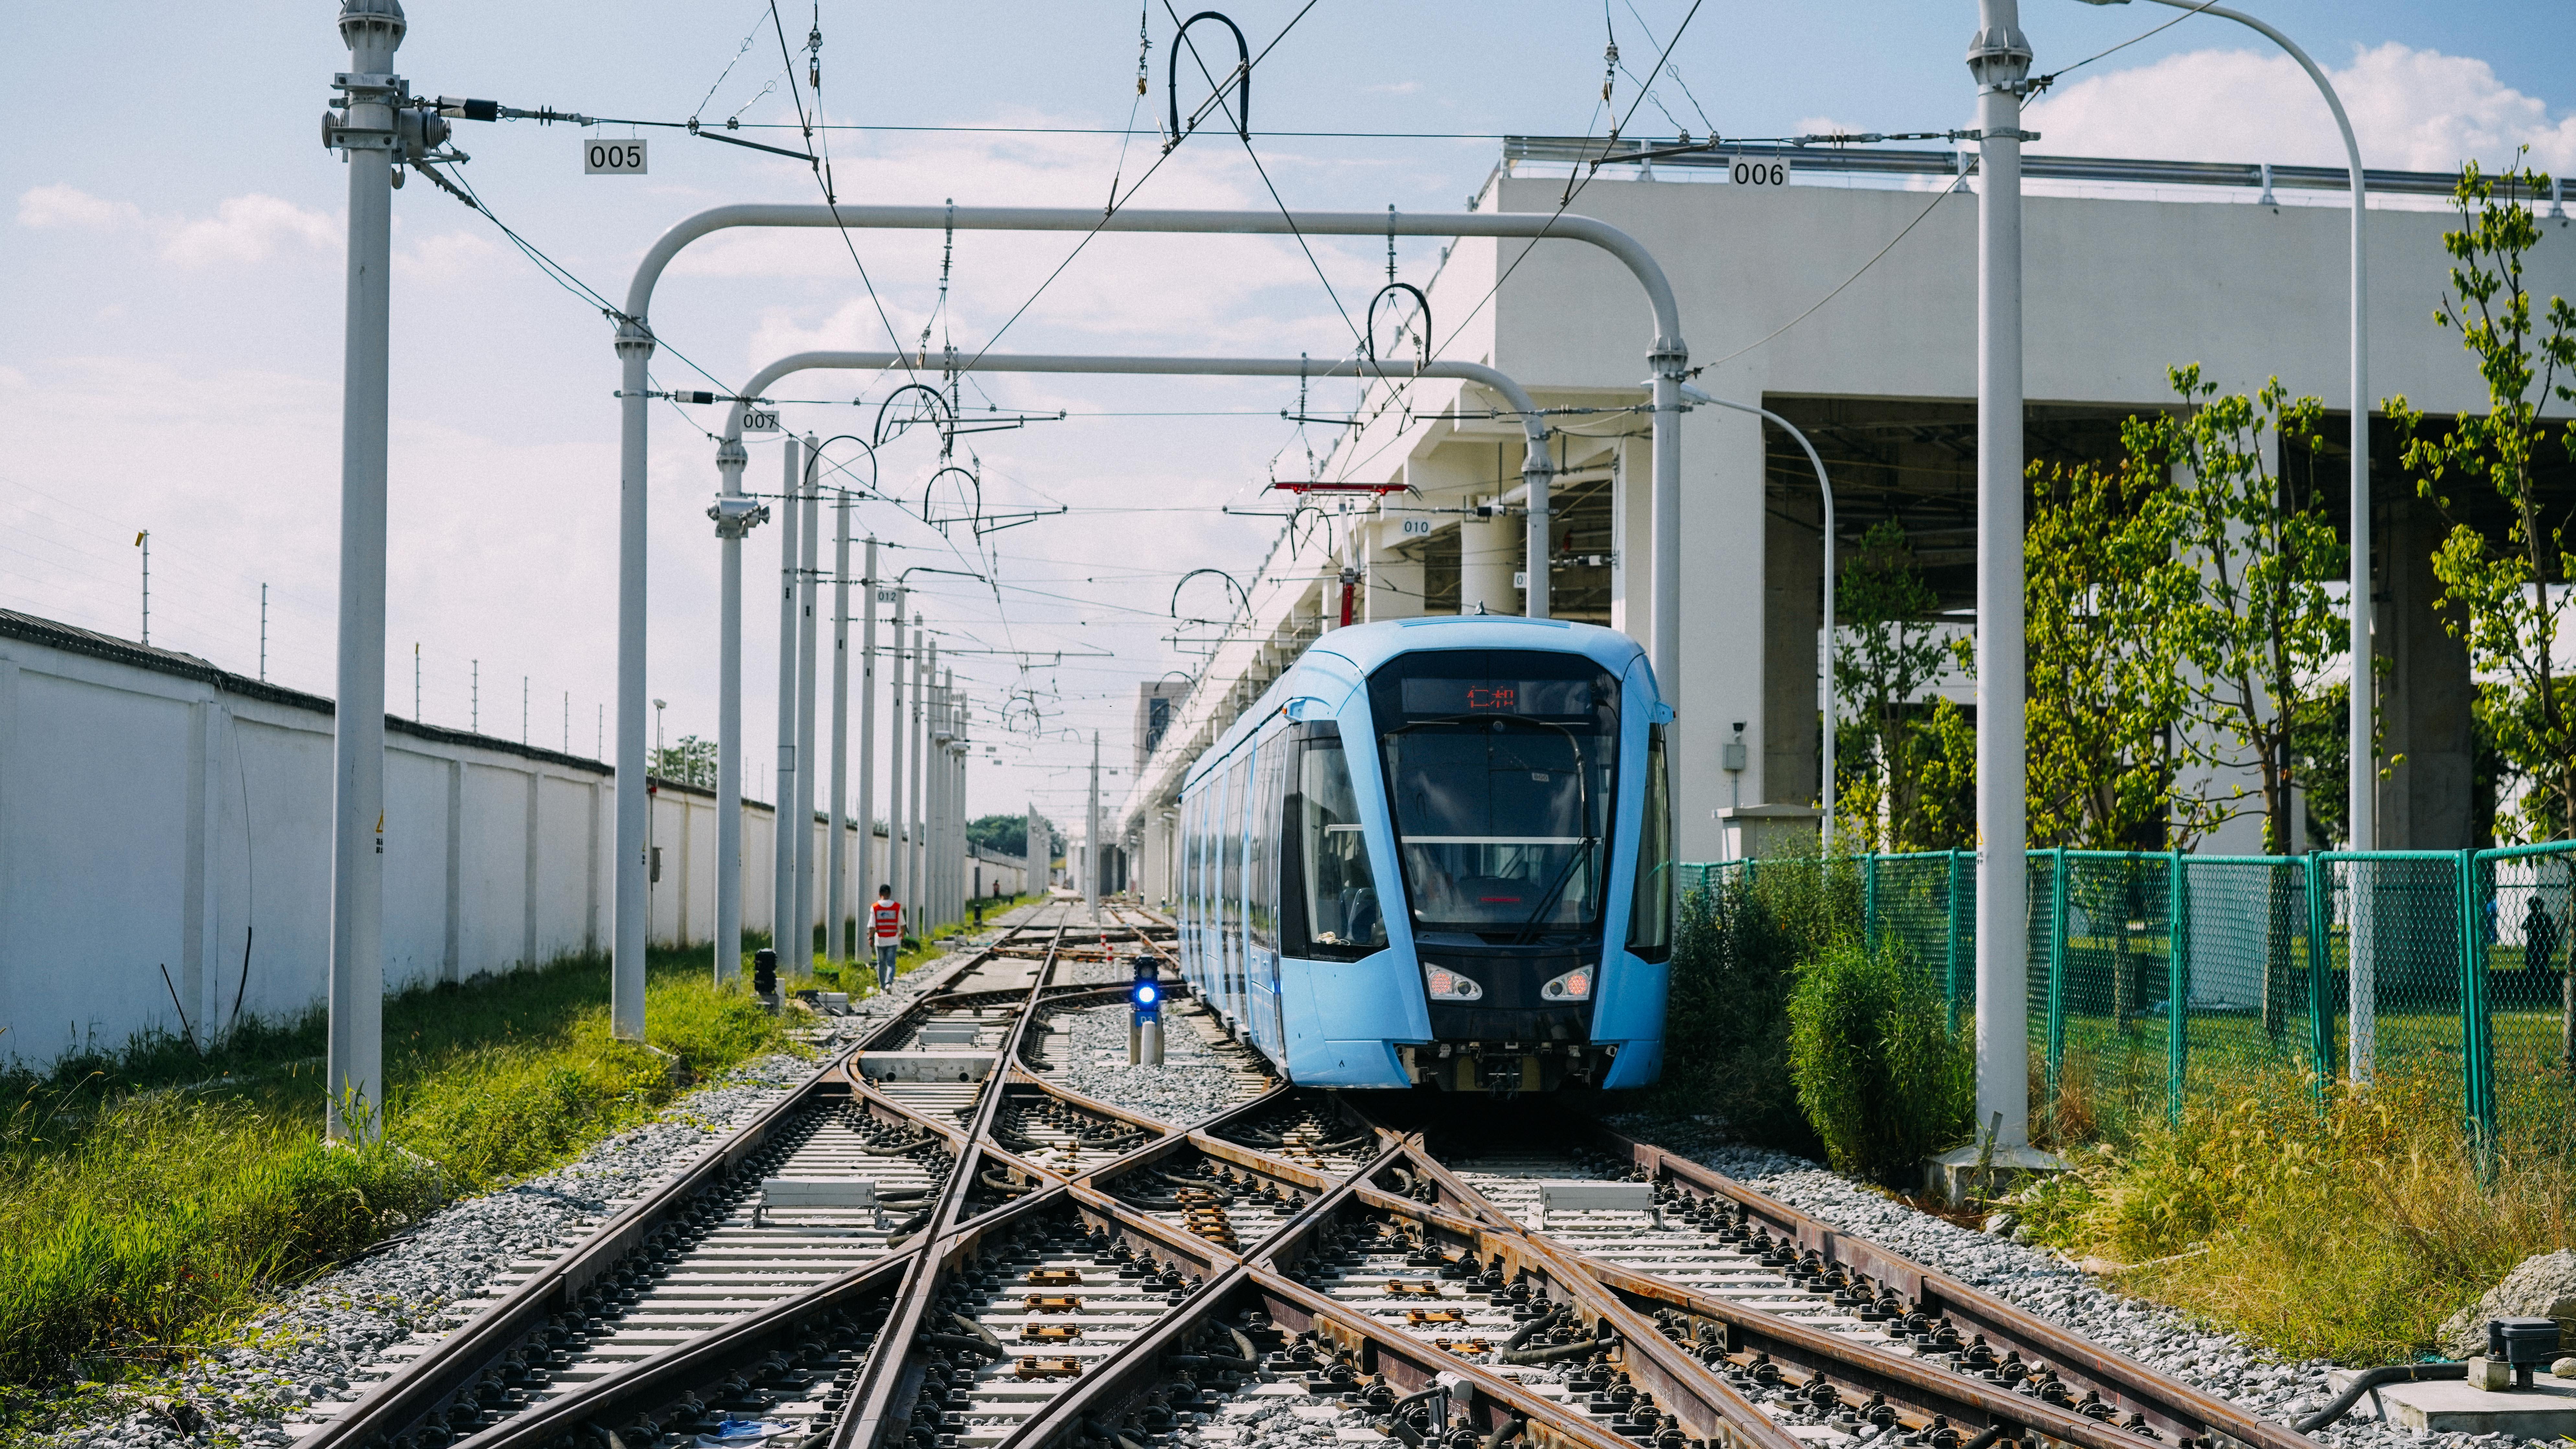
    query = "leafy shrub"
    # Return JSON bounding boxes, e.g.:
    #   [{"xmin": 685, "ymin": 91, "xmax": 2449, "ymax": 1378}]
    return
[
  {"xmin": 1651, "ymin": 856, "xmax": 1862, "ymax": 1155},
  {"xmin": 1785, "ymin": 936, "xmax": 1973, "ymax": 1178}
]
